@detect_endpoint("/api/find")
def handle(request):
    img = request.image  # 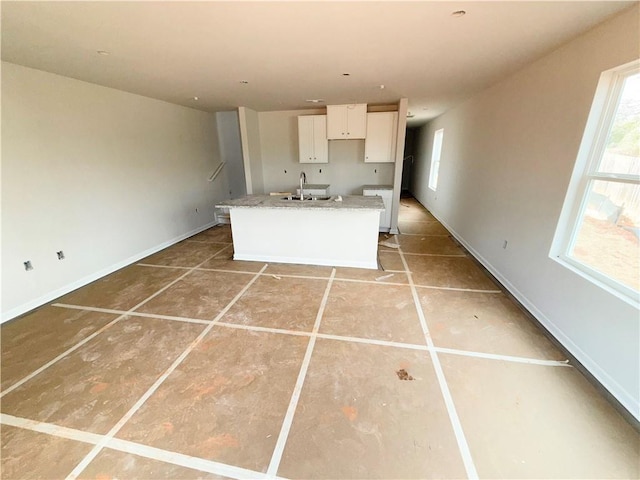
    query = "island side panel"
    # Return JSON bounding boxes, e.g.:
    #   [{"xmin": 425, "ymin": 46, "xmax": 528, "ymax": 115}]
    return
[{"xmin": 229, "ymin": 207, "xmax": 380, "ymax": 269}]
